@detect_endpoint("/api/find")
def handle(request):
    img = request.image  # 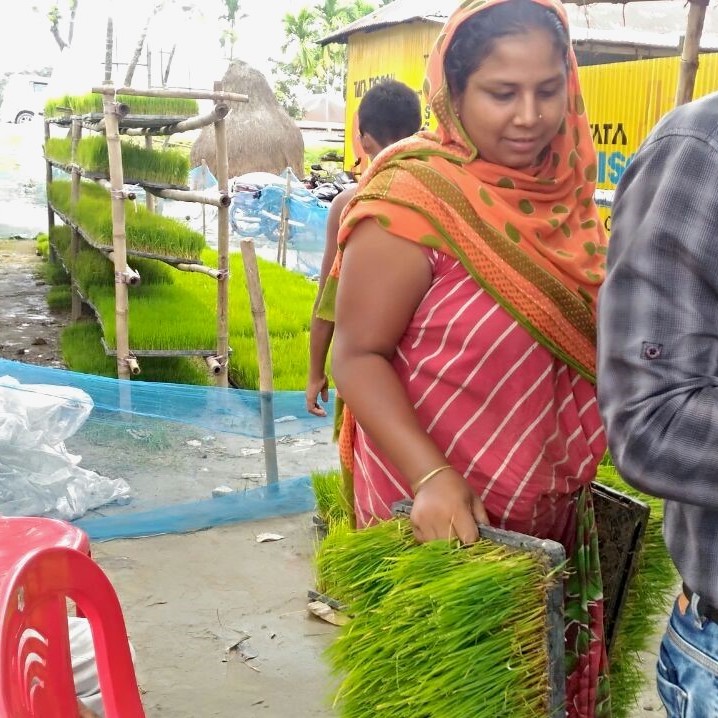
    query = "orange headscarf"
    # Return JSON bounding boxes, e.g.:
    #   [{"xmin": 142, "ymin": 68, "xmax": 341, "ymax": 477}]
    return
[{"xmin": 323, "ymin": 0, "xmax": 607, "ymax": 381}]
